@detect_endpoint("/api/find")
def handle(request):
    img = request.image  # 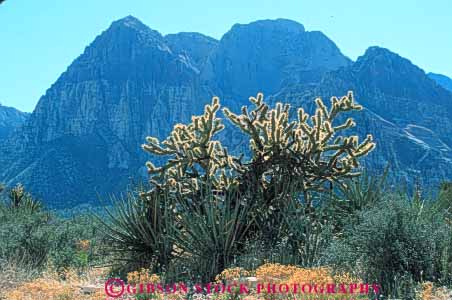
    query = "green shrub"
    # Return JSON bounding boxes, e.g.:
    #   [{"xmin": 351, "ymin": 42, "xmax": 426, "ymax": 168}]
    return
[
  {"xmin": 0, "ymin": 208, "xmax": 52, "ymax": 269},
  {"xmin": 0, "ymin": 198, "xmax": 104, "ymax": 274},
  {"xmin": 322, "ymin": 193, "xmax": 452, "ymax": 298},
  {"xmin": 48, "ymin": 214, "xmax": 105, "ymax": 273}
]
